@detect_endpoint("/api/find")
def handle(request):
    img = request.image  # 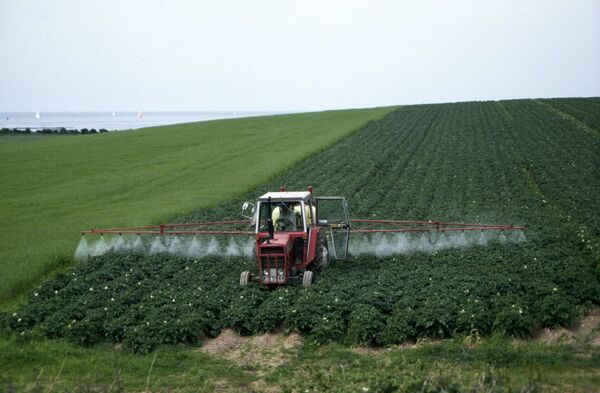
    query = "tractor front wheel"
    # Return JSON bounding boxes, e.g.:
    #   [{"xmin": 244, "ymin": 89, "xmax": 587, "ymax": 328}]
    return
[
  {"xmin": 302, "ymin": 270, "xmax": 314, "ymax": 287},
  {"xmin": 240, "ymin": 271, "xmax": 251, "ymax": 287}
]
